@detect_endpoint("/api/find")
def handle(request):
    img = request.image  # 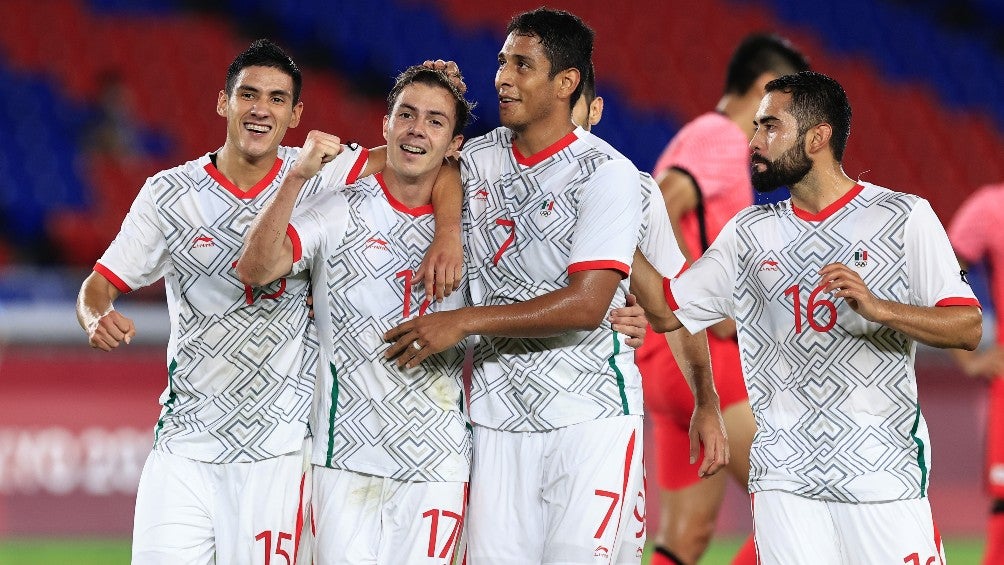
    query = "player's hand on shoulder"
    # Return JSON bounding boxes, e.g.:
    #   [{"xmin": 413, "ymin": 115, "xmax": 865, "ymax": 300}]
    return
[
  {"xmin": 87, "ymin": 310, "xmax": 136, "ymax": 352},
  {"xmin": 422, "ymin": 59, "xmax": 467, "ymax": 95},
  {"xmin": 293, "ymin": 130, "xmax": 343, "ymax": 180}
]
